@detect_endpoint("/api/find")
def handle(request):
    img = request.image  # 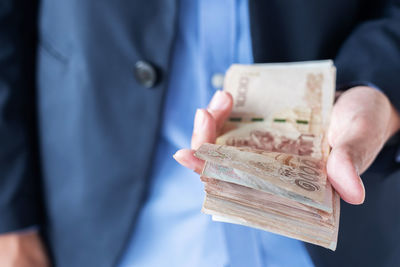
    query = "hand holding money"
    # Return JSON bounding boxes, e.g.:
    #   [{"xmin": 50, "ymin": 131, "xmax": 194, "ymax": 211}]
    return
[
  {"xmin": 173, "ymin": 61, "xmax": 400, "ymax": 249},
  {"xmin": 175, "ymin": 78, "xmax": 399, "ymax": 204}
]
